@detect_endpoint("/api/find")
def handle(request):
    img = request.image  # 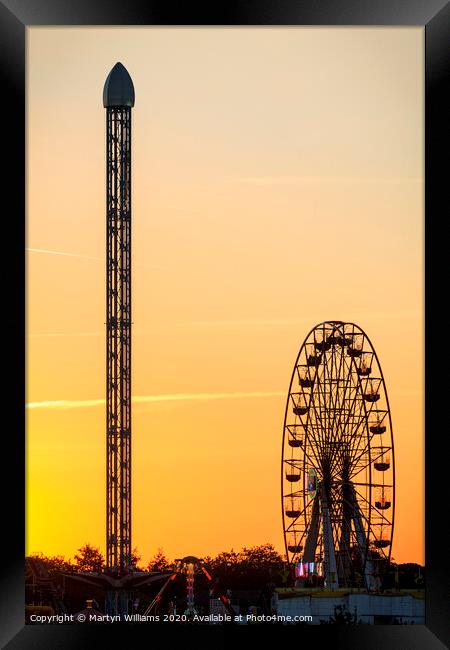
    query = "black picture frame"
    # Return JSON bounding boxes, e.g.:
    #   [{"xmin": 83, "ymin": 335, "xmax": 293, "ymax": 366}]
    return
[{"xmin": 1, "ymin": 1, "xmax": 448, "ymax": 648}]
